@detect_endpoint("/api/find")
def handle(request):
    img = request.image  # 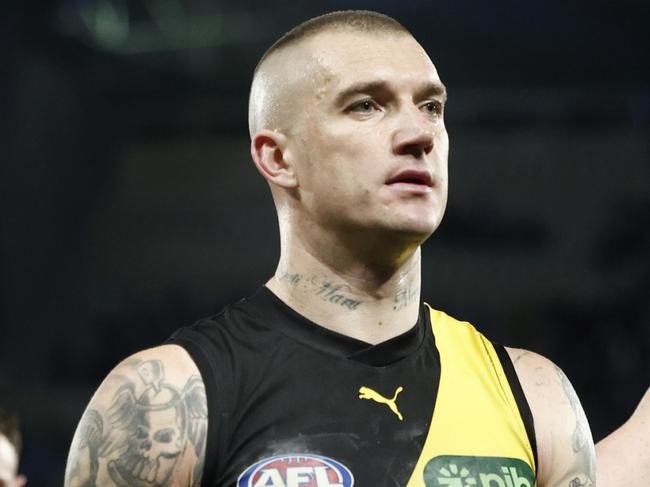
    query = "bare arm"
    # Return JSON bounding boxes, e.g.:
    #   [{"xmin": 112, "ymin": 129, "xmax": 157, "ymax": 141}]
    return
[
  {"xmin": 64, "ymin": 345, "xmax": 207, "ymax": 487},
  {"xmin": 595, "ymin": 387, "xmax": 650, "ymax": 487},
  {"xmin": 507, "ymin": 348, "xmax": 596, "ymax": 487}
]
